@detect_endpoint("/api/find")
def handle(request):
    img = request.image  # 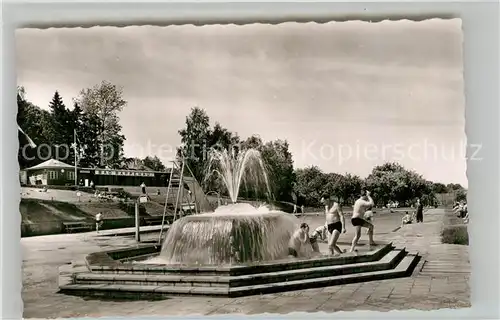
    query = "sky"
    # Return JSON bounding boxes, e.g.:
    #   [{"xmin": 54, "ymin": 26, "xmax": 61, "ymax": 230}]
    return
[{"xmin": 16, "ymin": 19, "xmax": 467, "ymax": 187}]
